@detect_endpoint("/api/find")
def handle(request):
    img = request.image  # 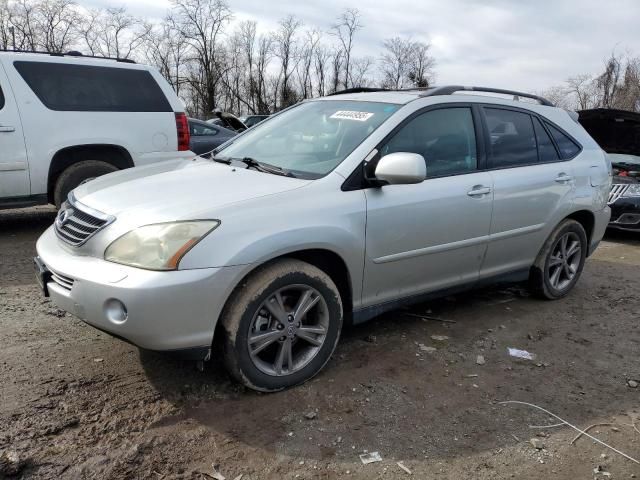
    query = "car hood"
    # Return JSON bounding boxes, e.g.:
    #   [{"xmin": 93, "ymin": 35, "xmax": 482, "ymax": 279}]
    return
[
  {"xmin": 72, "ymin": 158, "xmax": 311, "ymax": 221},
  {"xmin": 578, "ymin": 108, "xmax": 640, "ymax": 157}
]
